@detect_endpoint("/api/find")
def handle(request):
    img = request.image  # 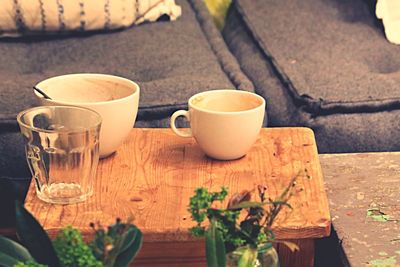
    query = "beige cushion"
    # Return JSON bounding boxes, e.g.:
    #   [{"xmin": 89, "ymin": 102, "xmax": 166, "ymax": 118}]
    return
[{"xmin": 0, "ymin": 0, "xmax": 181, "ymax": 36}]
